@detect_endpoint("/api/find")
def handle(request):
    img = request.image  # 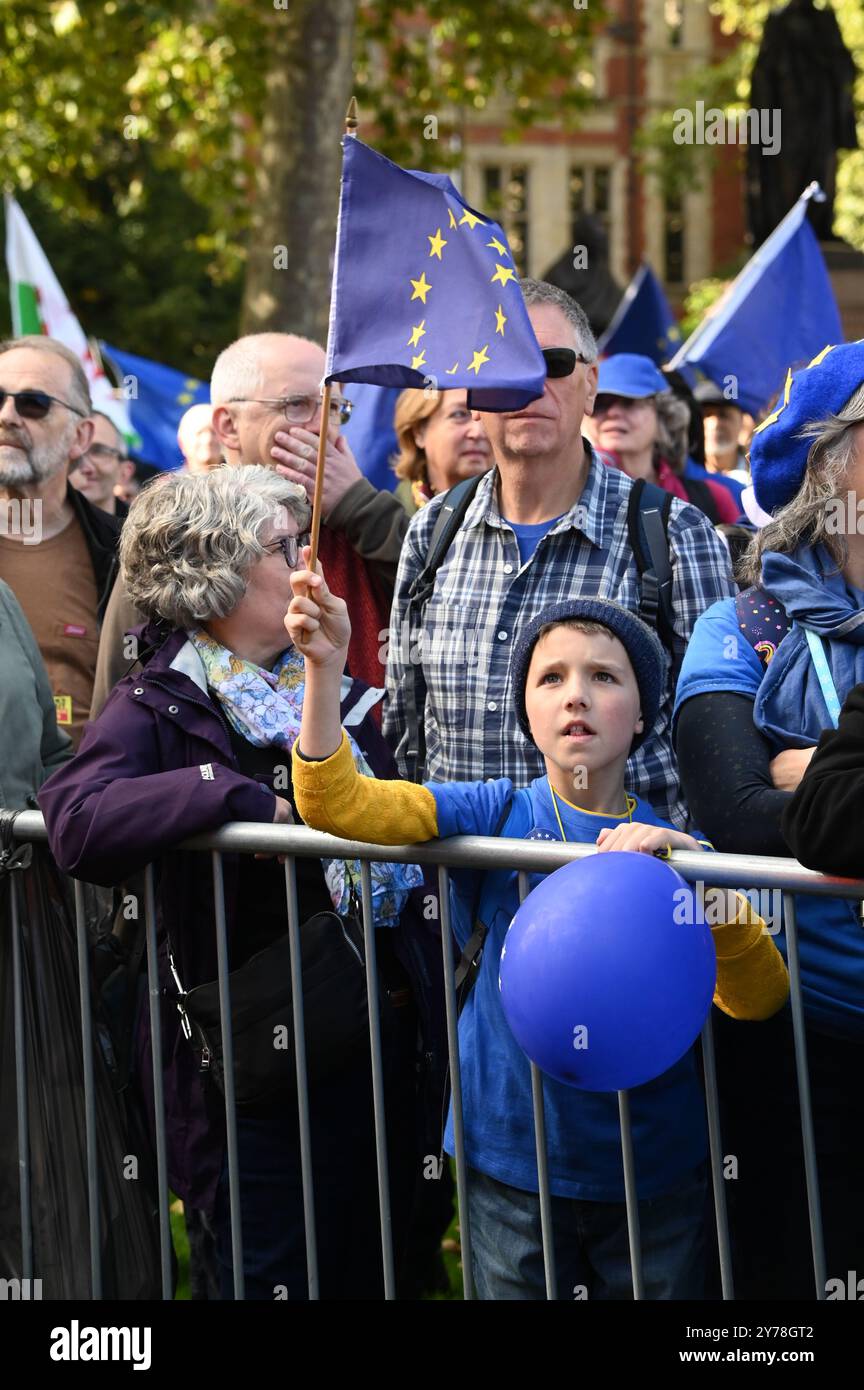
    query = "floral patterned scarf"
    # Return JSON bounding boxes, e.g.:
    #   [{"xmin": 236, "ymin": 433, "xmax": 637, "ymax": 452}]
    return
[{"xmin": 188, "ymin": 629, "xmax": 422, "ymax": 927}]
